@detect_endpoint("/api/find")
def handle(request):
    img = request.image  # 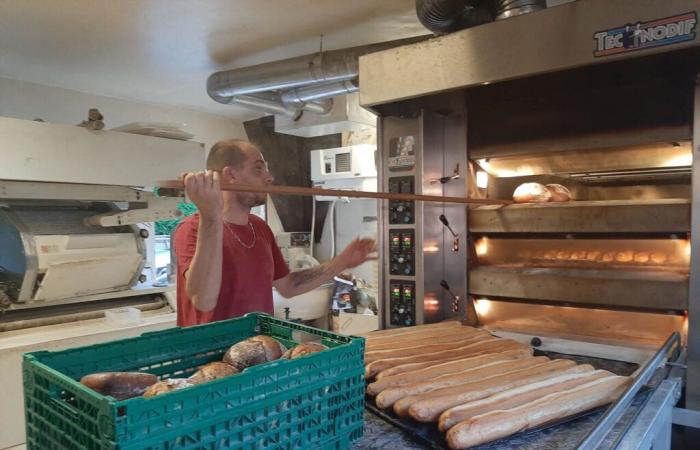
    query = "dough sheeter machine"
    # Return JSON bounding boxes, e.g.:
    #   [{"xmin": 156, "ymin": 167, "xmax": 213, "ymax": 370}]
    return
[{"xmin": 0, "ymin": 117, "xmax": 205, "ymax": 449}]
